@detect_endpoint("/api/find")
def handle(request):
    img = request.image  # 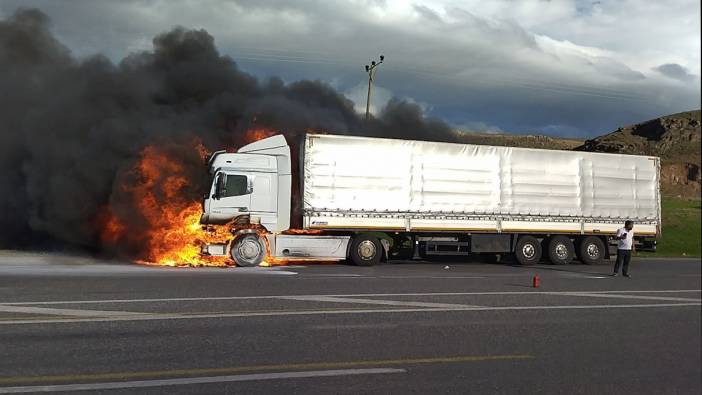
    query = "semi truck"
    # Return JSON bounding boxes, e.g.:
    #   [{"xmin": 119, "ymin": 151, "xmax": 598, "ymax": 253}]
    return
[{"xmin": 199, "ymin": 133, "xmax": 660, "ymax": 267}]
